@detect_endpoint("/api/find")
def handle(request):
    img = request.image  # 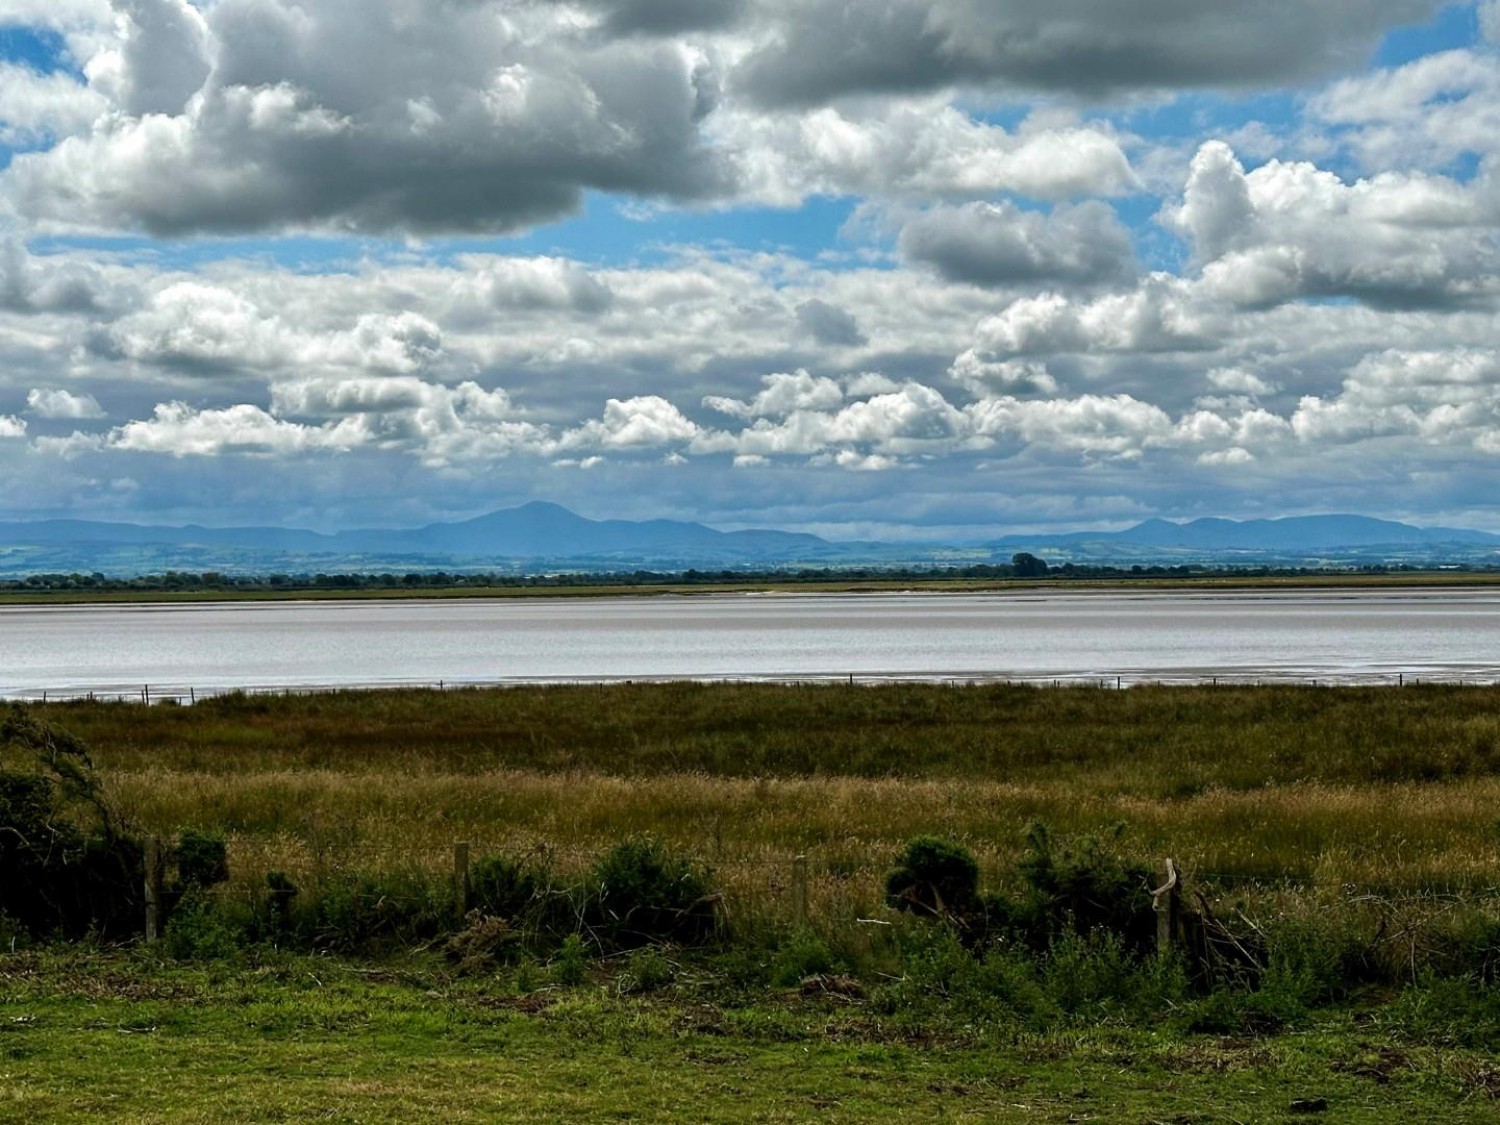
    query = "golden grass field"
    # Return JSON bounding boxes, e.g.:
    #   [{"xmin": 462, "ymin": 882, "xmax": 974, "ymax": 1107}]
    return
[{"xmin": 23, "ymin": 680, "xmax": 1500, "ymax": 940}]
